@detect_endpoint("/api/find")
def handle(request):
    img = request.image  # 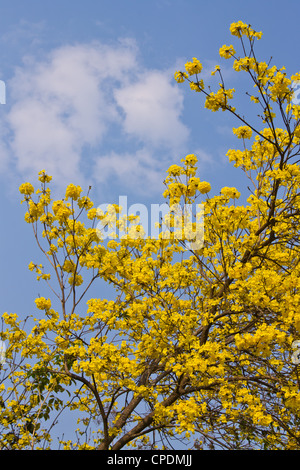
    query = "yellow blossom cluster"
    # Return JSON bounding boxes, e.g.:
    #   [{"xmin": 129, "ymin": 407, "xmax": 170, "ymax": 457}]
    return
[
  {"xmin": 229, "ymin": 20, "xmax": 263, "ymax": 40},
  {"xmin": 219, "ymin": 44, "xmax": 236, "ymax": 59},
  {"xmin": 2, "ymin": 20, "xmax": 300, "ymax": 451}
]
